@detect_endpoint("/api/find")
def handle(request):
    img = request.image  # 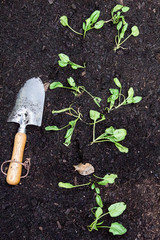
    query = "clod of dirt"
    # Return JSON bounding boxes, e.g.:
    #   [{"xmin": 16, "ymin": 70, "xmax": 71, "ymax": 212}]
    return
[
  {"xmin": 73, "ymin": 163, "xmax": 94, "ymax": 175},
  {"xmin": 48, "ymin": 0, "xmax": 54, "ymax": 4},
  {"xmin": 44, "ymin": 82, "xmax": 50, "ymax": 92}
]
